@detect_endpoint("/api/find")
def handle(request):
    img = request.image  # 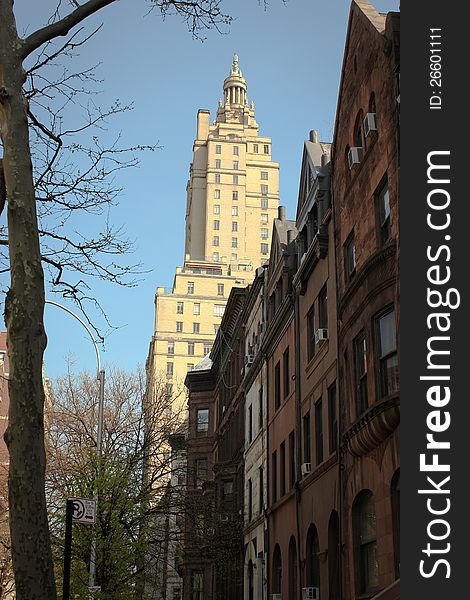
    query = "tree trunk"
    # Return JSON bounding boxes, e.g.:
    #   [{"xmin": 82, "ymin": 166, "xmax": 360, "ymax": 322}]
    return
[{"xmin": 0, "ymin": 2, "xmax": 57, "ymax": 598}]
